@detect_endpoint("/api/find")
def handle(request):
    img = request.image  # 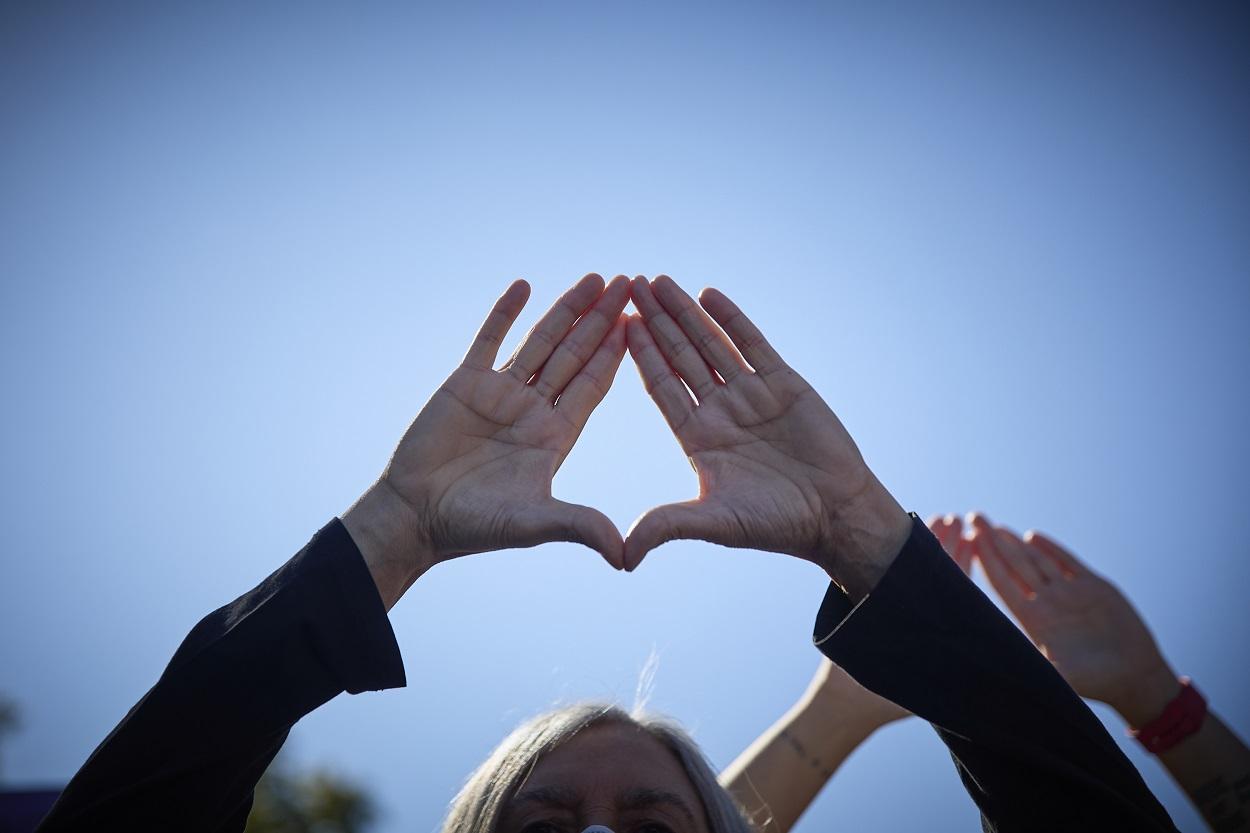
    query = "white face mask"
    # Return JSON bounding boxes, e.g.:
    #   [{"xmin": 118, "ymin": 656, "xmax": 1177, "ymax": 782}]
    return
[{"xmin": 580, "ymin": 827, "xmax": 615, "ymax": 833}]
